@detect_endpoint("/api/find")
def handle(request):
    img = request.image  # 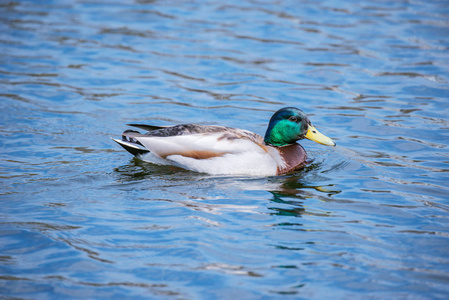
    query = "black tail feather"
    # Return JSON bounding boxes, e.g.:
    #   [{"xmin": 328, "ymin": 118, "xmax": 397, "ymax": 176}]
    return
[
  {"xmin": 126, "ymin": 124, "xmax": 167, "ymax": 132},
  {"xmin": 114, "ymin": 124, "xmax": 168, "ymax": 156},
  {"xmin": 112, "ymin": 138, "xmax": 149, "ymax": 156},
  {"xmin": 122, "ymin": 129, "xmax": 145, "ymax": 146}
]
